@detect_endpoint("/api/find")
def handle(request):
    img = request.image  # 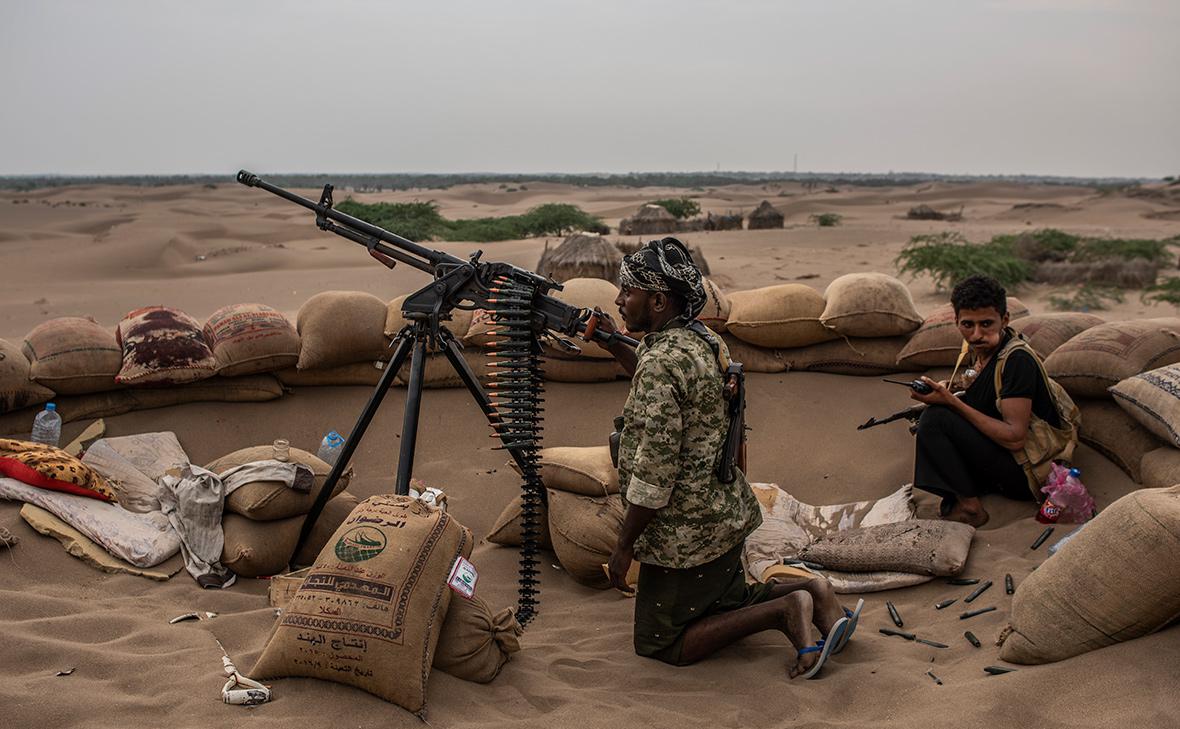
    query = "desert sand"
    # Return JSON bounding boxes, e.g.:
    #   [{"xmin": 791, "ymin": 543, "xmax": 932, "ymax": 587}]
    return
[{"xmin": 1, "ymin": 179, "xmax": 1179, "ymax": 728}]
